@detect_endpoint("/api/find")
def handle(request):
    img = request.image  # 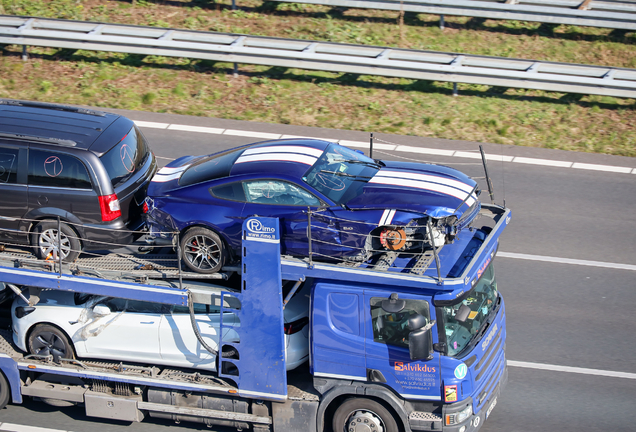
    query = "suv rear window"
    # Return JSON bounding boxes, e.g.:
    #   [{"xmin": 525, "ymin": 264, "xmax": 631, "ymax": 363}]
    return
[{"xmin": 100, "ymin": 125, "xmax": 150, "ymax": 188}]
